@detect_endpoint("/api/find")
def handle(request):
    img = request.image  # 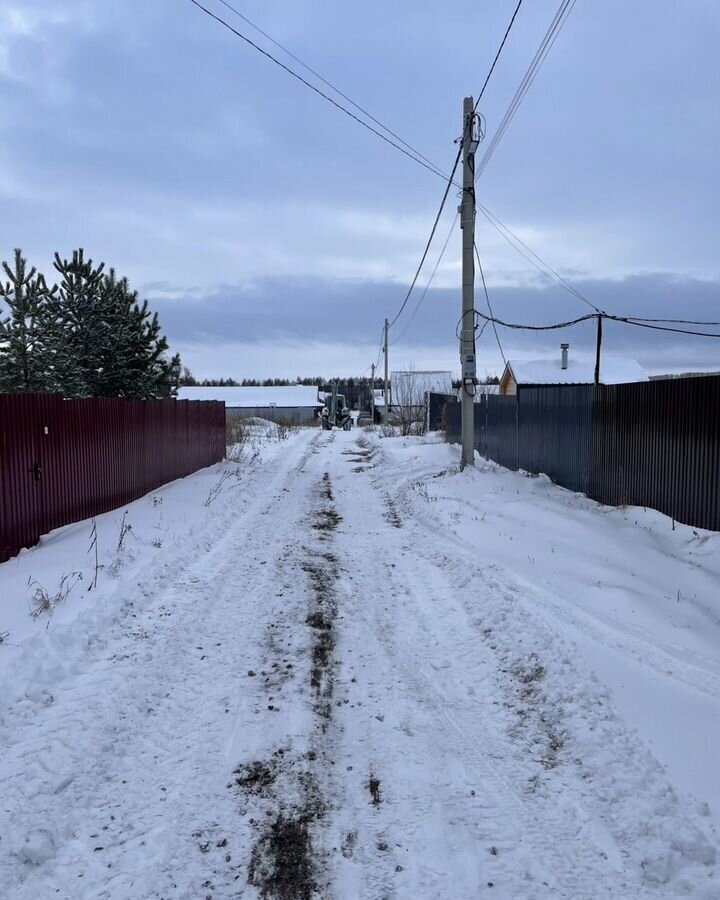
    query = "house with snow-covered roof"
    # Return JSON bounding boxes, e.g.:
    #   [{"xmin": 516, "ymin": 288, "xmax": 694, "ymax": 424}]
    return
[
  {"xmin": 177, "ymin": 385, "xmax": 322, "ymax": 425},
  {"xmin": 499, "ymin": 345, "xmax": 648, "ymax": 396}
]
